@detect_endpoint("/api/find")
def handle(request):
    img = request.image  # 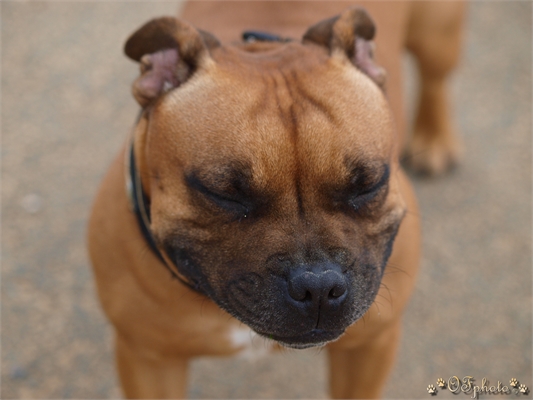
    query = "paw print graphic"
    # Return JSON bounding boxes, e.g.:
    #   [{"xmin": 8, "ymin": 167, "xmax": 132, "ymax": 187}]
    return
[
  {"xmin": 519, "ymin": 384, "xmax": 529, "ymax": 395},
  {"xmin": 510, "ymin": 378, "xmax": 519, "ymax": 388},
  {"xmin": 436, "ymin": 378, "xmax": 446, "ymax": 388},
  {"xmin": 427, "ymin": 384, "xmax": 437, "ymax": 395}
]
